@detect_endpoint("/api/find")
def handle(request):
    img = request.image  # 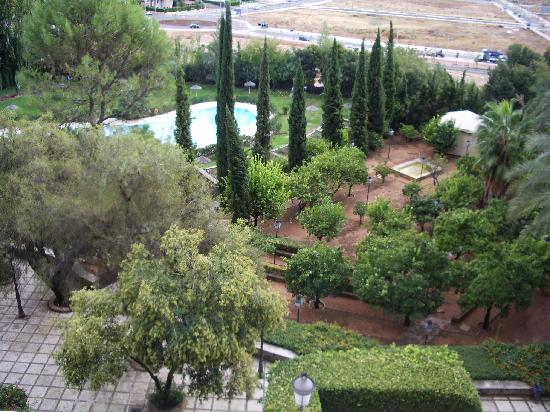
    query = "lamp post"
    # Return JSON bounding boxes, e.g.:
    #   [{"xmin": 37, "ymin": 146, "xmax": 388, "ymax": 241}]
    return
[
  {"xmin": 366, "ymin": 176, "xmax": 373, "ymax": 203},
  {"xmin": 420, "ymin": 157, "xmax": 426, "ymax": 178},
  {"xmin": 387, "ymin": 128, "xmax": 394, "ymax": 160},
  {"xmin": 465, "ymin": 140, "xmax": 471, "ymax": 156},
  {"xmin": 273, "ymin": 219, "xmax": 282, "ymax": 264},
  {"xmin": 293, "ymin": 374, "xmax": 315, "ymax": 412},
  {"xmin": 294, "ymin": 295, "xmax": 305, "ymax": 323},
  {"xmin": 424, "ymin": 319, "xmax": 433, "ymax": 345},
  {"xmin": 258, "ymin": 329, "xmax": 265, "ymax": 378}
]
